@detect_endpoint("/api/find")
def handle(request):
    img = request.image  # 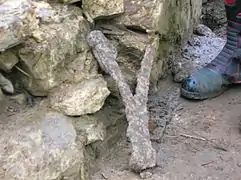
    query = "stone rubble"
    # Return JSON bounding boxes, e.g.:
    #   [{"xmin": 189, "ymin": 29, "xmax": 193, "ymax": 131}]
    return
[
  {"xmin": 50, "ymin": 76, "xmax": 110, "ymax": 116},
  {"xmin": 0, "ymin": 0, "xmax": 202, "ymax": 179},
  {"xmin": 0, "ymin": 111, "xmax": 85, "ymax": 180},
  {"xmin": 0, "ymin": 100, "xmax": 126, "ymax": 180}
]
